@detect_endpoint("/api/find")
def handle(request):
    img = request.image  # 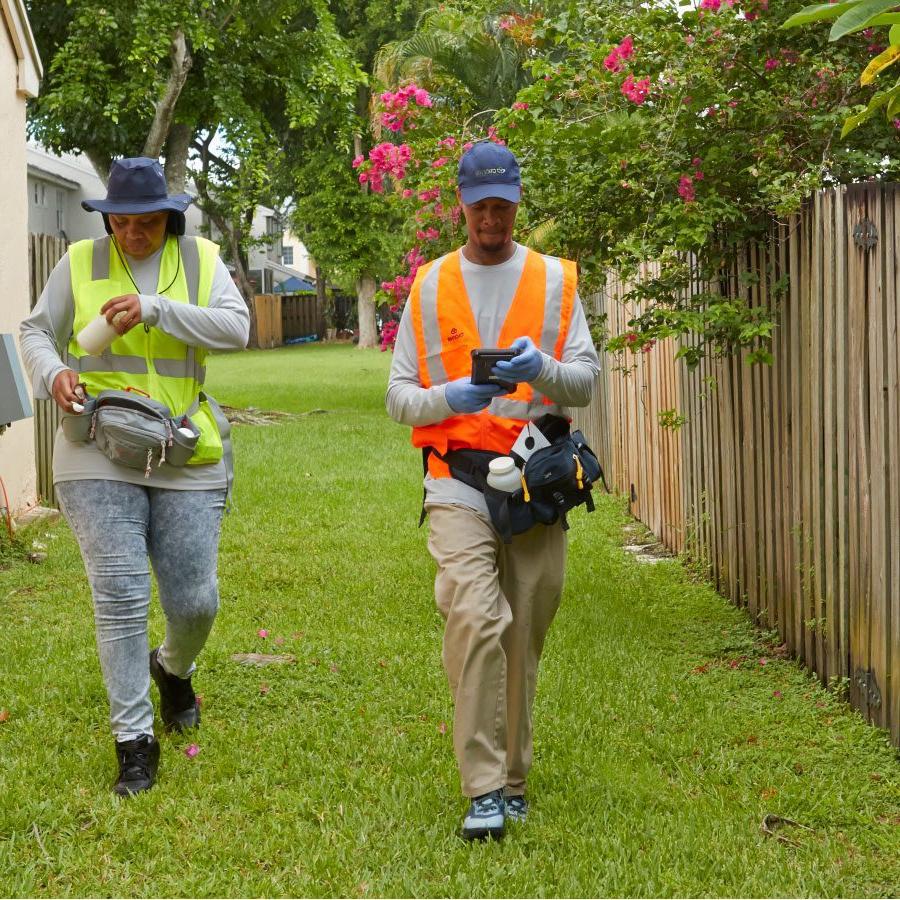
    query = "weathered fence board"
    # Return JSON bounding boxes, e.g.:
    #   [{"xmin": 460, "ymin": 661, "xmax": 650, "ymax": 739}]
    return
[
  {"xmin": 28, "ymin": 234, "xmax": 68, "ymax": 509},
  {"xmin": 585, "ymin": 183, "xmax": 900, "ymax": 744}
]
